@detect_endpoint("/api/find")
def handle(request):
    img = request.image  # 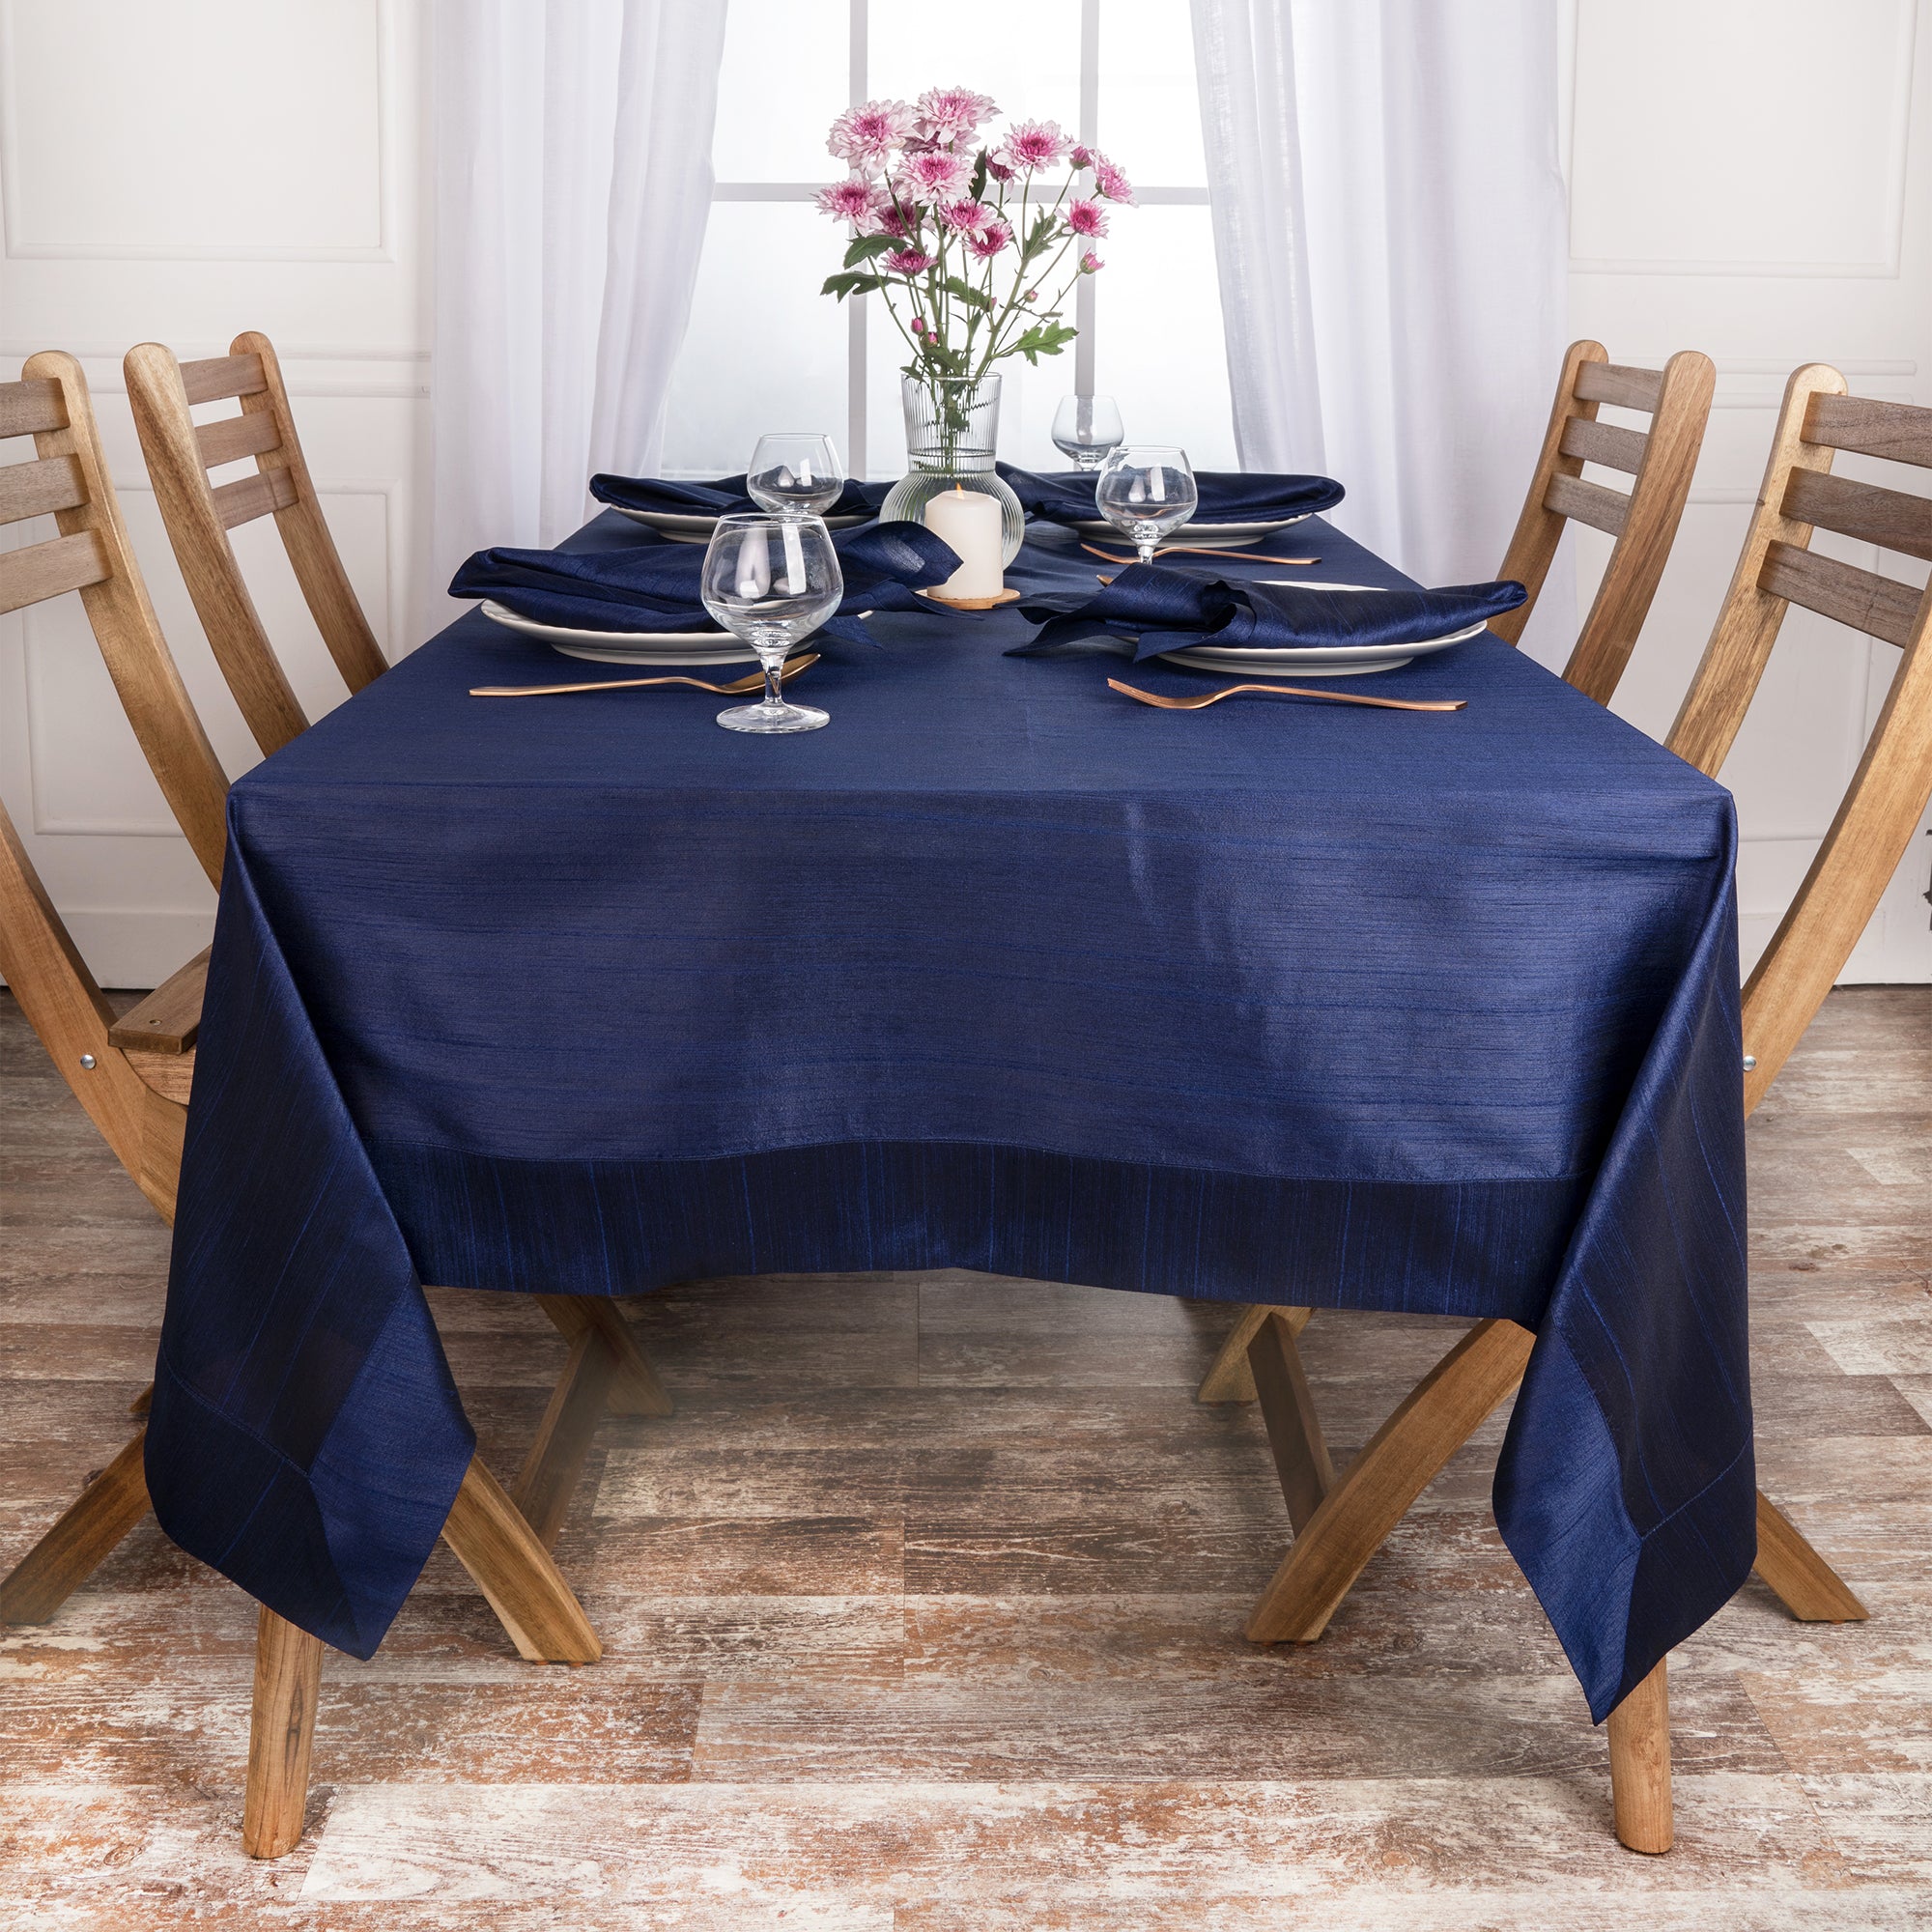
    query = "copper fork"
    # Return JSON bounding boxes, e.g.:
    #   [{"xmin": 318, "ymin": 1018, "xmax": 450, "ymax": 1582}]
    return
[
  {"xmin": 1107, "ymin": 676, "xmax": 1464, "ymax": 714},
  {"xmin": 471, "ymin": 654, "xmax": 818, "ymax": 697},
  {"xmin": 1082, "ymin": 542, "xmax": 1320, "ymax": 568}
]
